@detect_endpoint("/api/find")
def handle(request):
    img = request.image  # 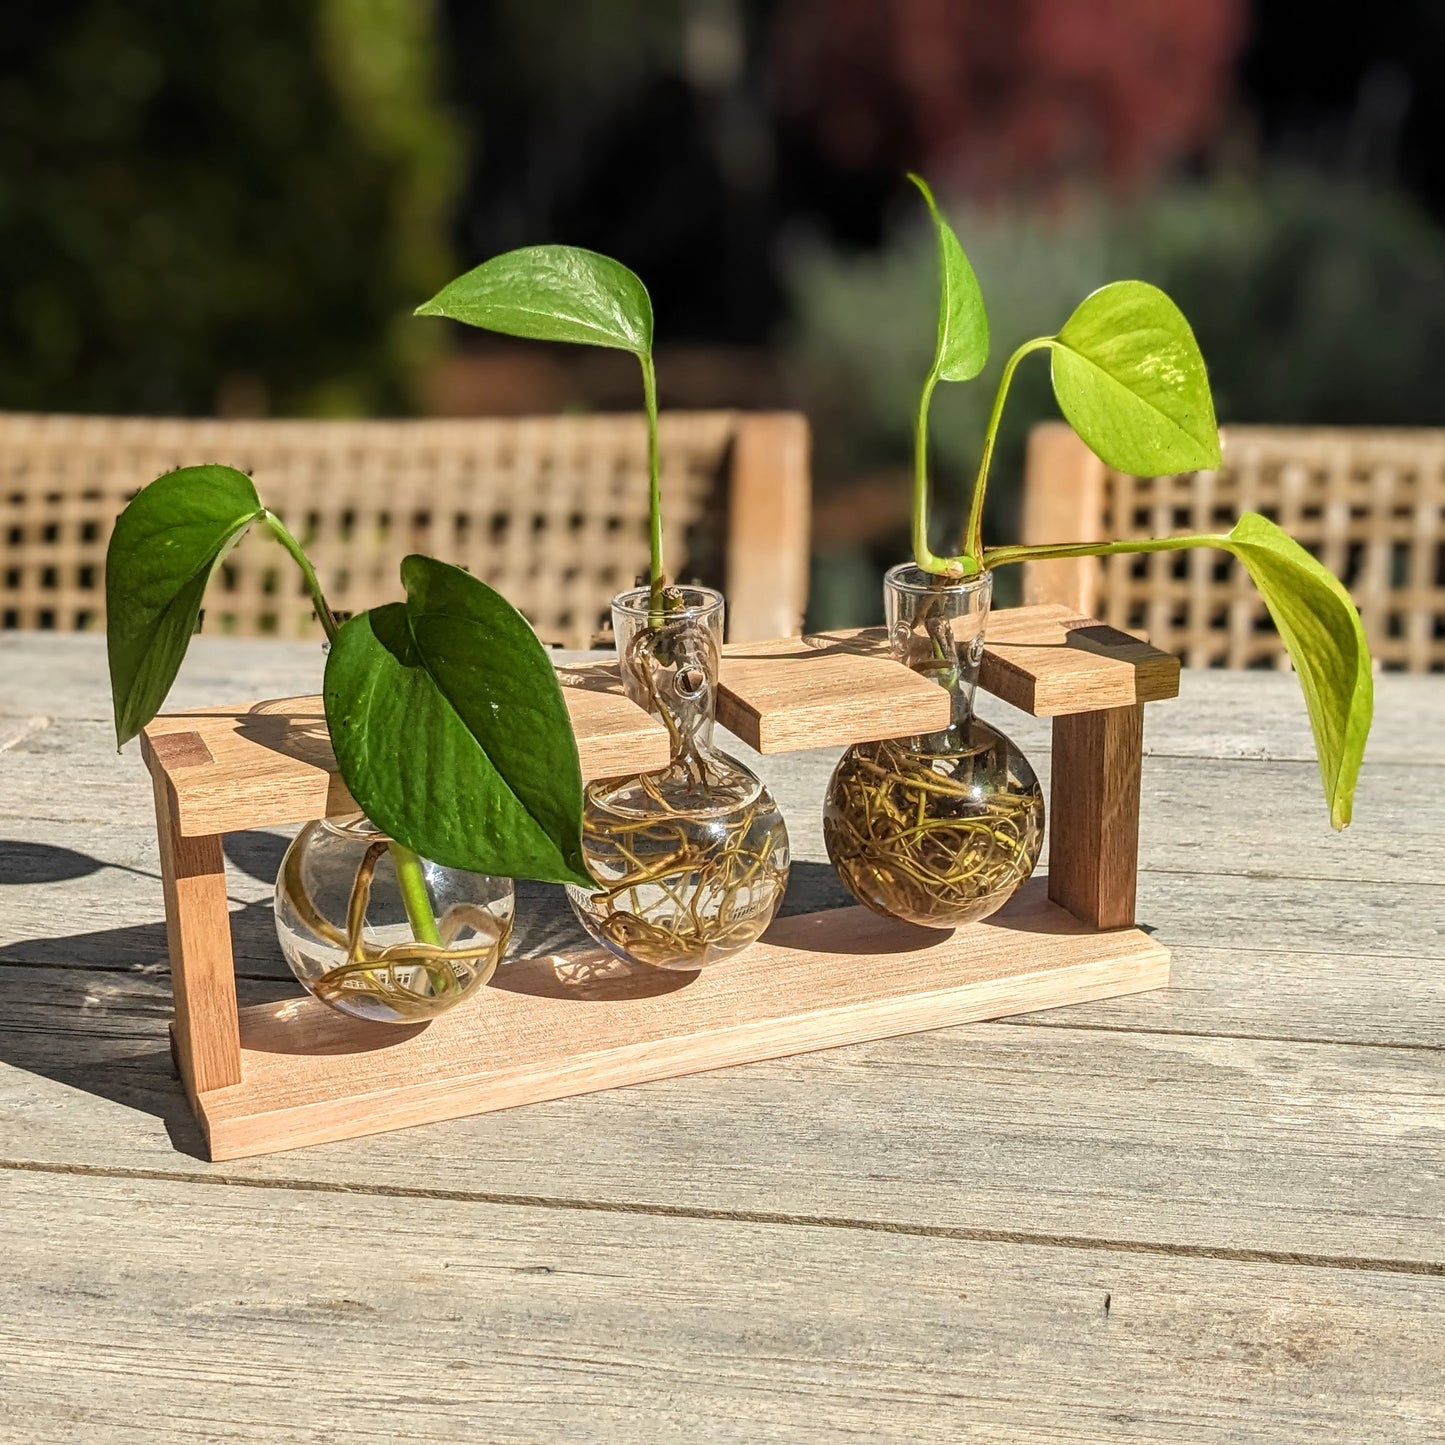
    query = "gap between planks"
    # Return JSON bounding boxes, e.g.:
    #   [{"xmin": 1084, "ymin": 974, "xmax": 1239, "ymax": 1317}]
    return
[{"xmin": 1, "ymin": 1157, "xmax": 1437, "ymax": 1278}]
